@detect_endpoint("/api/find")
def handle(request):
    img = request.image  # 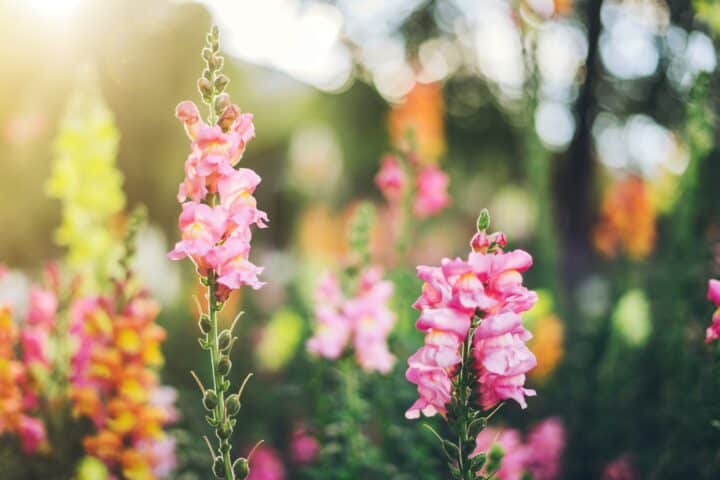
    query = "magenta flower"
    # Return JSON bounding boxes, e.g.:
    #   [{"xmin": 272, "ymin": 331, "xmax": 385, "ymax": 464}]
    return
[
  {"xmin": 705, "ymin": 279, "xmax": 720, "ymax": 342},
  {"xmin": 26, "ymin": 286, "xmax": 57, "ymax": 327},
  {"xmin": 306, "ymin": 267, "xmax": 396, "ymax": 374}
]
